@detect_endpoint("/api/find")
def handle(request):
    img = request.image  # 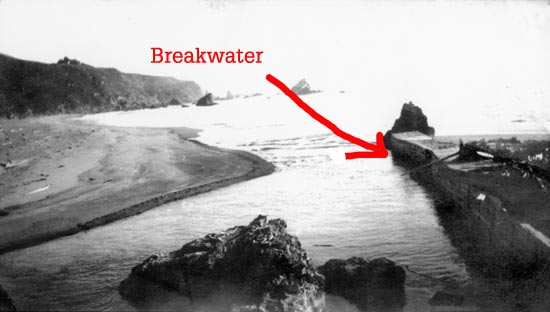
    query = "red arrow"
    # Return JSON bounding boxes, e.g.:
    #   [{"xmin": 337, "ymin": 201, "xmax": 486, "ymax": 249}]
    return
[{"xmin": 266, "ymin": 74, "xmax": 388, "ymax": 159}]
